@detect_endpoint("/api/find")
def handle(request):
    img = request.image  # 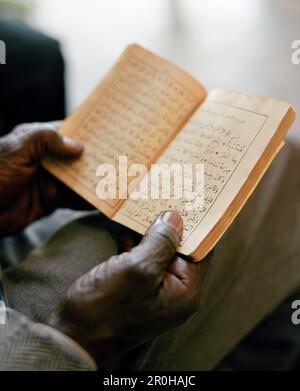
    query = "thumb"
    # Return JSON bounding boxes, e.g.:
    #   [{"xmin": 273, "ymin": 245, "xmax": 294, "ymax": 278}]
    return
[
  {"xmin": 127, "ymin": 211, "xmax": 183, "ymax": 279},
  {"xmin": 14, "ymin": 122, "xmax": 83, "ymax": 162}
]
